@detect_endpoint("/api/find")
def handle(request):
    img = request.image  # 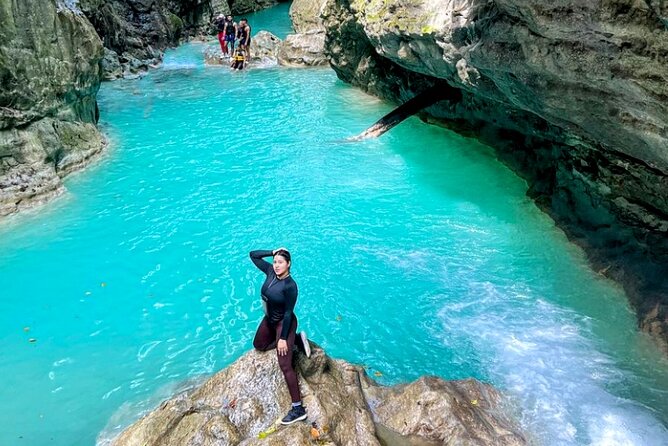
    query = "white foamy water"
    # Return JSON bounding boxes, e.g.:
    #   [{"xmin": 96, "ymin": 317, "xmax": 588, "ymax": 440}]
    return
[{"xmin": 438, "ymin": 280, "xmax": 668, "ymax": 445}]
